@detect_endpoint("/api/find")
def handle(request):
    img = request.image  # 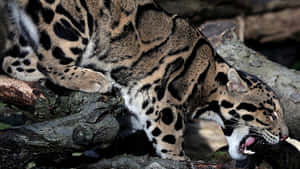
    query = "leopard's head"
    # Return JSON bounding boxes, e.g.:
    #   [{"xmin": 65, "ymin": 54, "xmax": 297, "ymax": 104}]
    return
[{"xmin": 192, "ymin": 68, "xmax": 289, "ymax": 160}]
